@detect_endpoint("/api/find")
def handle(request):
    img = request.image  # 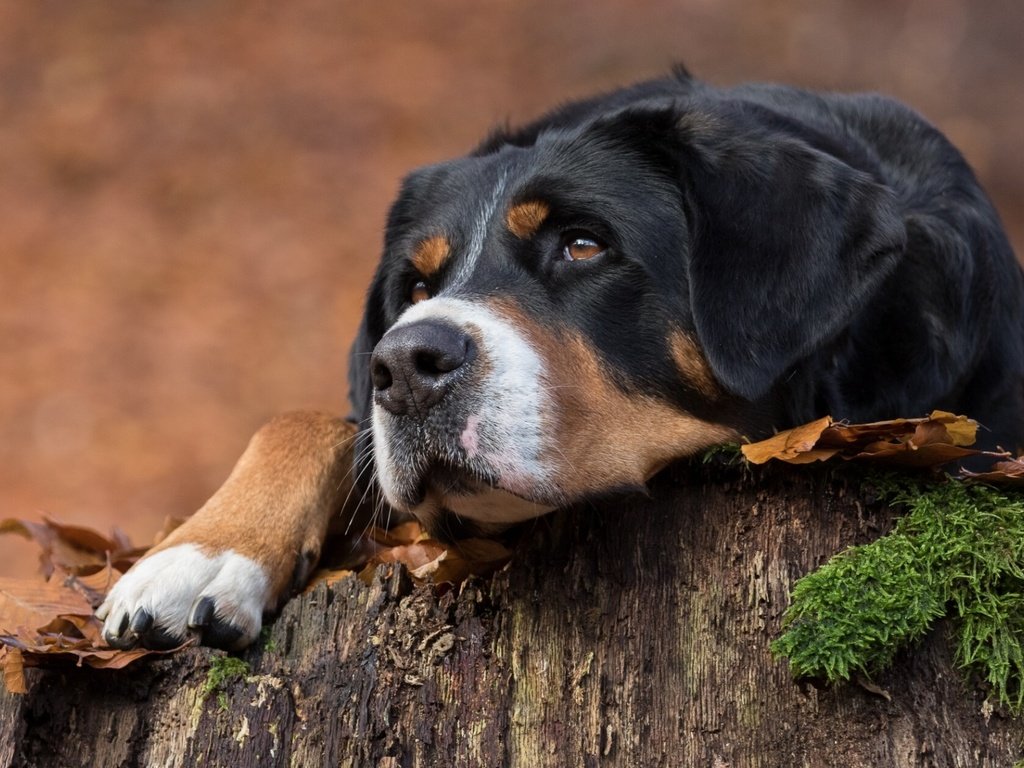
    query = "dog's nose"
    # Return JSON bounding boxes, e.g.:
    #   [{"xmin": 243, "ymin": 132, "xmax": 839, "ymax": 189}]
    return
[{"xmin": 371, "ymin": 321, "xmax": 475, "ymax": 416}]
